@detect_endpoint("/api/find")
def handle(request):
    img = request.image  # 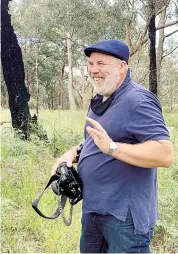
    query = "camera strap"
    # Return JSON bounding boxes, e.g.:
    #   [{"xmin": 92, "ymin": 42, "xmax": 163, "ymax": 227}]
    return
[{"xmin": 32, "ymin": 174, "xmax": 68, "ymax": 219}]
